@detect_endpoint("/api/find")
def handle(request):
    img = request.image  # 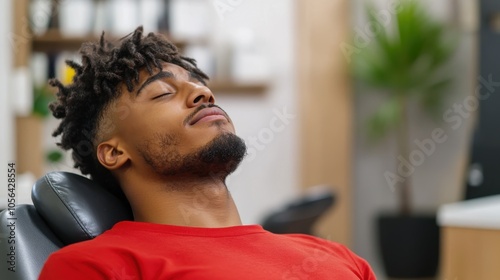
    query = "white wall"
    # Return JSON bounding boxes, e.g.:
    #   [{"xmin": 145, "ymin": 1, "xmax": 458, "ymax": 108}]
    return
[
  {"xmin": 351, "ymin": 0, "xmax": 477, "ymax": 277},
  {"xmin": 0, "ymin": 0, "xmax": 14, "ymax": 208},
  {"xmin": 211, "ymin": 0, "xmax": 299, "ymax": 225}
]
